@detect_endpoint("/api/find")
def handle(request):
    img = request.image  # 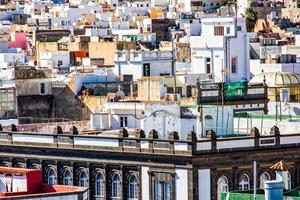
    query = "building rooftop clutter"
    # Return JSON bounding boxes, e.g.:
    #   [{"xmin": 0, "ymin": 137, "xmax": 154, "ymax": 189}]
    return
[
  {"xmin": 0, "ymin": 167, "xmax": 88, "ymax": 199},
  {"xmin": 249, "ymin": 72, "xmax": 300, "ymax": 87}
]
